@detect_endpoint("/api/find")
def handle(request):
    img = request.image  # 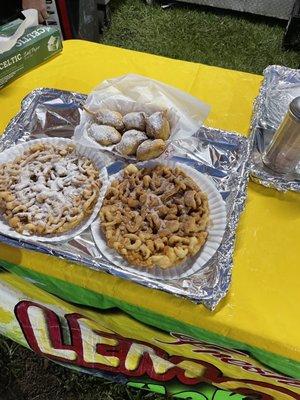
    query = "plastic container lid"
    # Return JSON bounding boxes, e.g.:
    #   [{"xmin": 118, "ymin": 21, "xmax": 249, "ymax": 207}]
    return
[{"xmin": 290, "ymin": 96, "xmax": 300, "ymax": 120}]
